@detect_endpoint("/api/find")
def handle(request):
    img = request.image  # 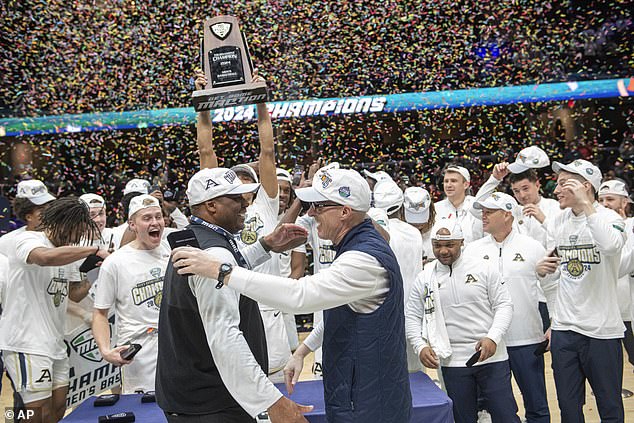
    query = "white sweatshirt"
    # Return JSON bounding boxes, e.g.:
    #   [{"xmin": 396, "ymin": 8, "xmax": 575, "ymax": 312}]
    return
[
  {"xmin": 404, "ymin": 252, "xmax": 514, "ymax": 367},
  {"xmin": 464, "ymin": 231, "xmax": 557, "ymax": 347},
  {"xmin": 434, "ymin": 196, "xmax": 483, "ymax": 244},
  {"xmin": 546, "ymin": 203, "xmax": 626, "ymax": 339}
]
